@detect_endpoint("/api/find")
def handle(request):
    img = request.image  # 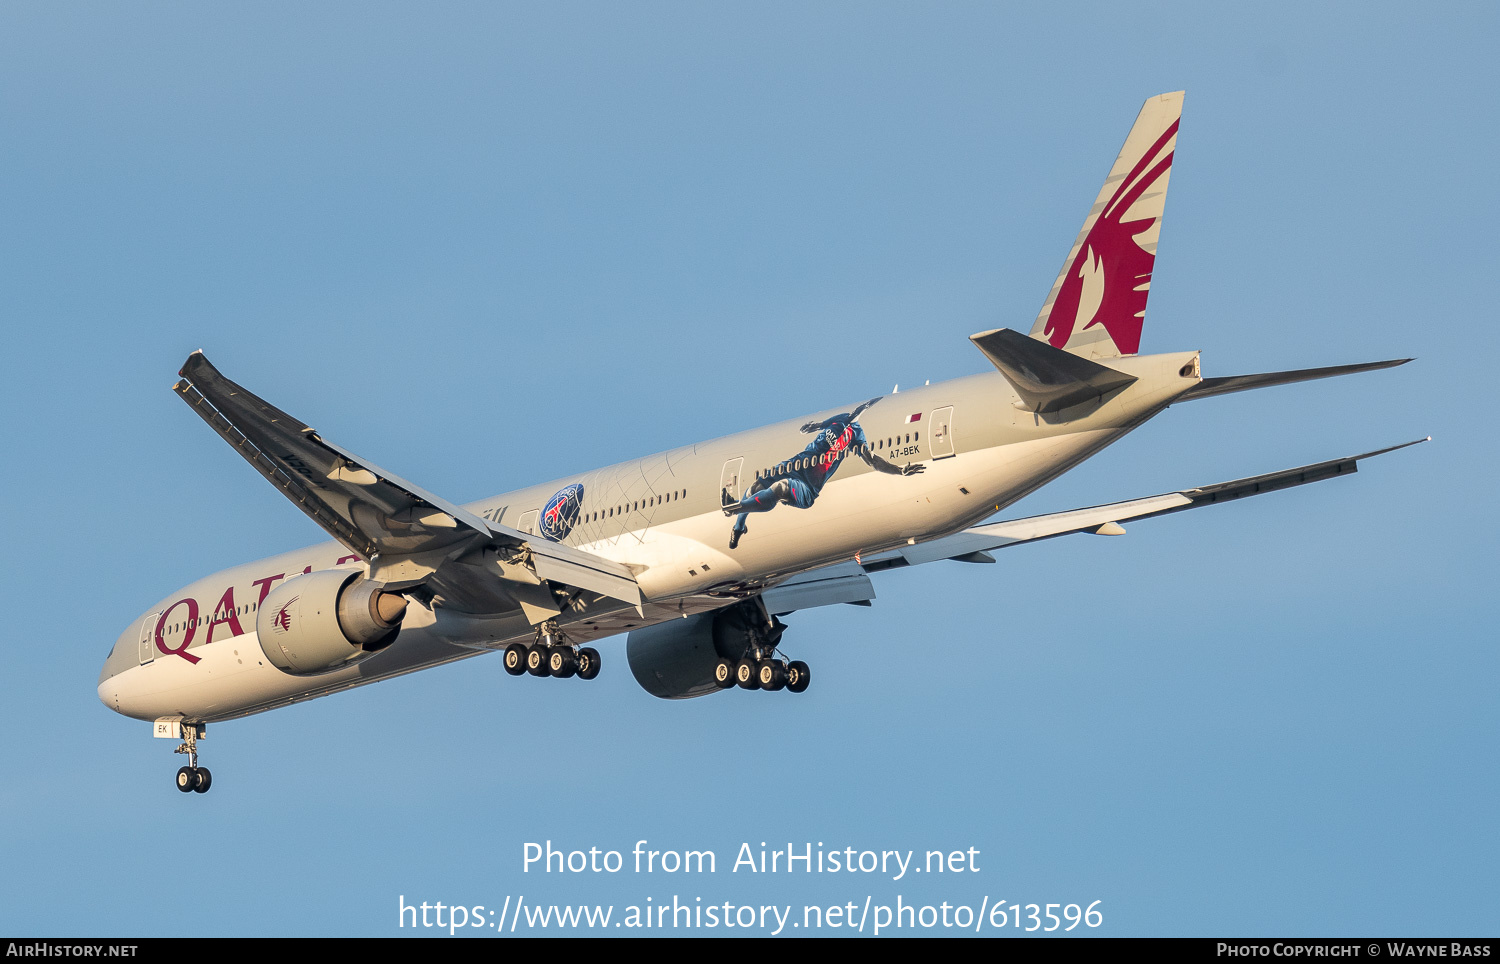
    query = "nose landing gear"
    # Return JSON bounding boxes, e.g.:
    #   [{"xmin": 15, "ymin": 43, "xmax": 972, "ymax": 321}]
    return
[{"xmin": 172, "ymin": 723, "xmax": 212, "ymax": 793}]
